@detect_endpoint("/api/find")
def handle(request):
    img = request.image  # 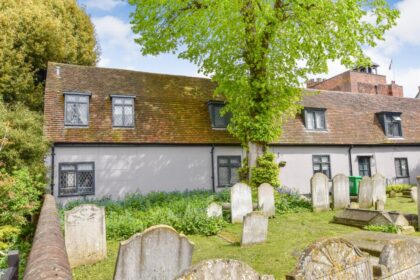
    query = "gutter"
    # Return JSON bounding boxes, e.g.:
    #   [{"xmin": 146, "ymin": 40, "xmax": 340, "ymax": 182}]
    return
[
  {"xmin": 211, "ymin": 145, "xmax": 215, "ymax": 192},
  {"xmin": 348, "ymin": 145, "xmax": 353, "ymax": 176},
  {"xmin": 50, "ymin": 144, "xmax": 55, "ymax": 195}
]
